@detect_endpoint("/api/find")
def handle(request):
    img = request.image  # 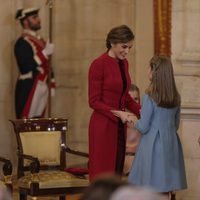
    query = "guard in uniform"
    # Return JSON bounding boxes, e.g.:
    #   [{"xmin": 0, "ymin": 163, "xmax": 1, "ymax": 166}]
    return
[{"xmin": 14, "ymin": 8, "xmax": 55, "ymax": 118}]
